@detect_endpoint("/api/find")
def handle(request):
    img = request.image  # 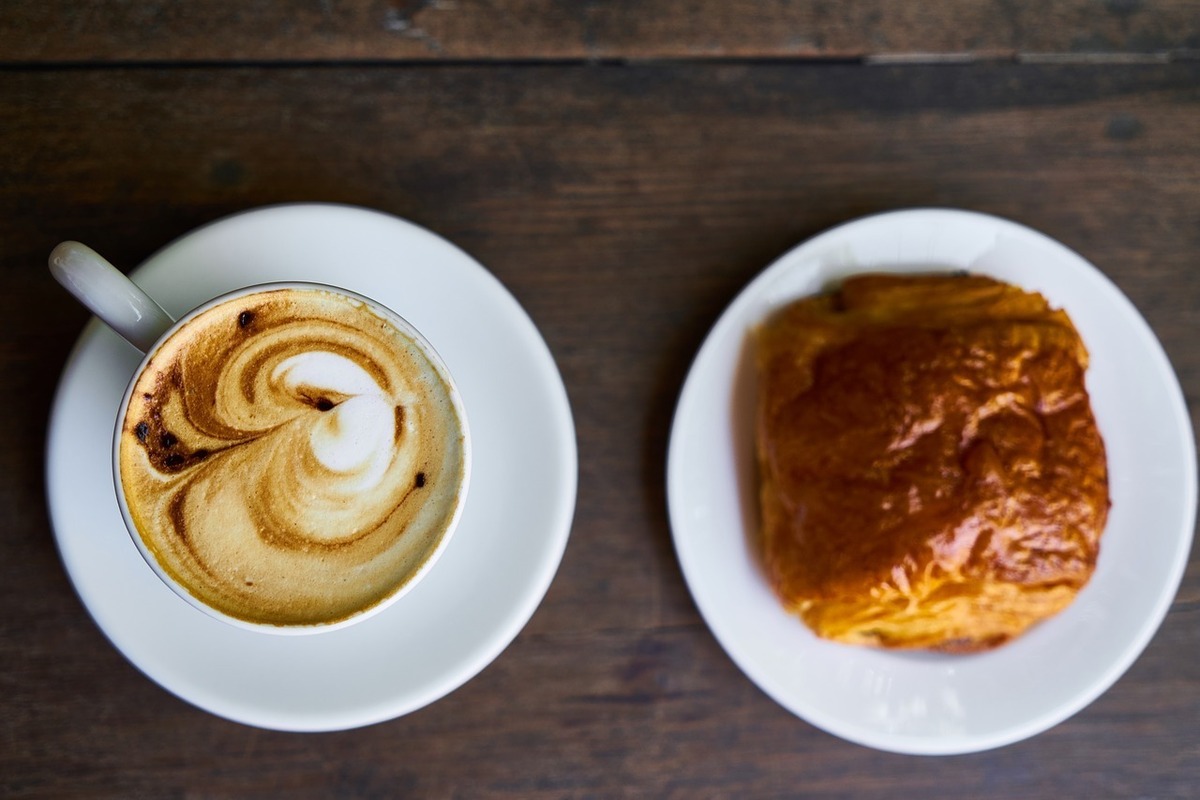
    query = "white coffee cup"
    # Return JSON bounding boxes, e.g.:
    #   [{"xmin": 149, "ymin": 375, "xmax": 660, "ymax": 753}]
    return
[{"xmin": 50, "ymin": 241, "xmax": 471, "ymax": 634}]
